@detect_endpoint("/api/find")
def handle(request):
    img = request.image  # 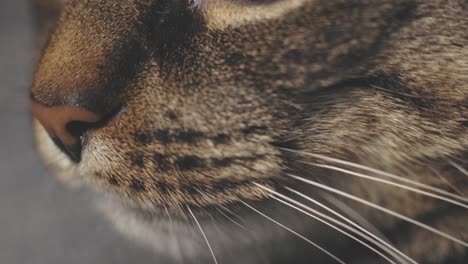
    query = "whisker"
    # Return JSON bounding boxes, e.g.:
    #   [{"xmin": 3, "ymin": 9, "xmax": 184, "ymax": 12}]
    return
[
  {"xmin": 208, "ymin": 214, "xmax": 225, "ymax": 239},
  {"xmin": 430, "ymin": 168, "xmax": 466, "ymax": 197},
  {"xmin": 215, "ymin": 207, "xmax": 248, "ymax": 230},
  {"xmin": 254, "ymin": 183, "xmax": 408, "ymax": 264},
  {"xmin": 164, "ymin": 205, "xmax": 173, "ymax": 224},
  {"xmin": 264, "ymin": 194, "xmax": 398, "ymax": 263},
  {"xmin": 187, "ymin": 206, "xmax": 218, "ymax": 264},
  {"xmin": 163, "ymin": 204, "xmax": 185, "ymax": 262},
  {"xmin": 369, "ymin": 84, "xmax": 425, "ymax": 99},
  {"xmin": 240, "ymin": 201, "xmax": 347, "ymax": 264},
  {"xmin": 278, "ymin": 148, "xmax": 468, "ymax": 203},
  {"xmin": 193, "ymin": 186, "xmax": 244, "ymax": 229},
  {"xmin": 284, "ymin": 187, "xmax": 416, "ymax": 264},
  {"xmin": 323, "ymin": 194, "xmax": 391, "ymax": 244},
  {"xmin": 286, "ymin": 173, "xmax": 468, "ymax": 247},
  {"xmin": 449, "ymin": 161, "xmax": 468, "ymax": 178},
  {"xmin": 218, "ymin": 205, "xmax": 247, "ymax": 224},
  {"xmin": 308, "ymin": 162, "xmax": 468, "ymax": 209}
]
